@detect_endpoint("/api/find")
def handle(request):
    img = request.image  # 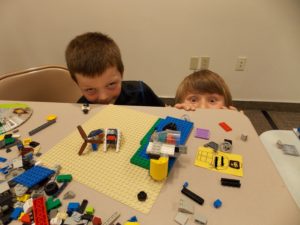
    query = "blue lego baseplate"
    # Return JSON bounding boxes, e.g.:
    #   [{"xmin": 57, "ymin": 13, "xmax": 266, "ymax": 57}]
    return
[
  {"xmin": 12, "ymin": 165, "xmax": 55, "ymax": 188},
  {"xmin": 130, "ymin": 116, "xmax": 193, "ymax": 171}
]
